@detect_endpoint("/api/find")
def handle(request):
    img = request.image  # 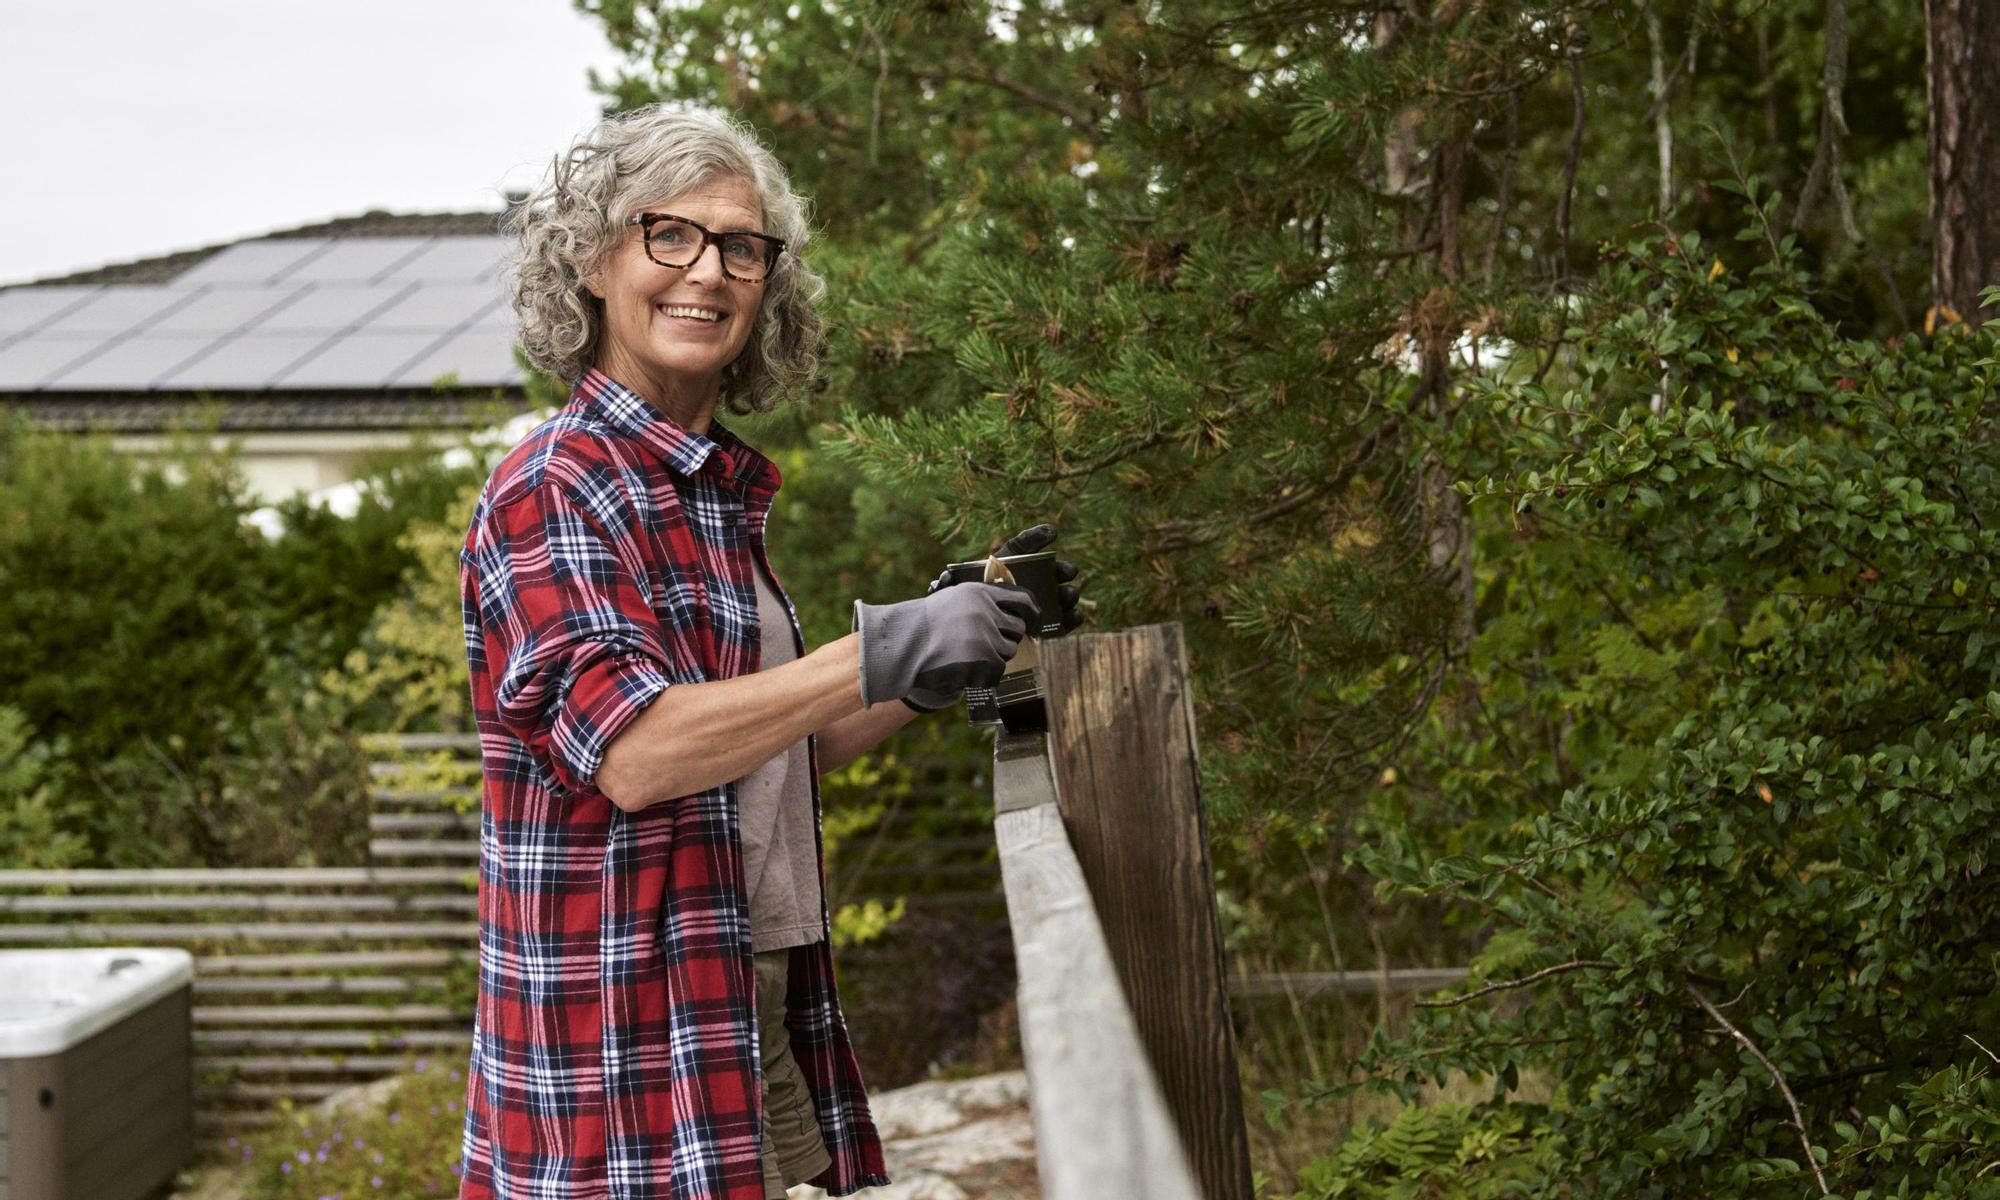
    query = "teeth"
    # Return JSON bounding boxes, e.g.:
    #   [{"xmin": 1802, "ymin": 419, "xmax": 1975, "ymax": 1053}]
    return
[{"xmin": 662, "ymin": 305, "xmax": 722, "ymax": 321}]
